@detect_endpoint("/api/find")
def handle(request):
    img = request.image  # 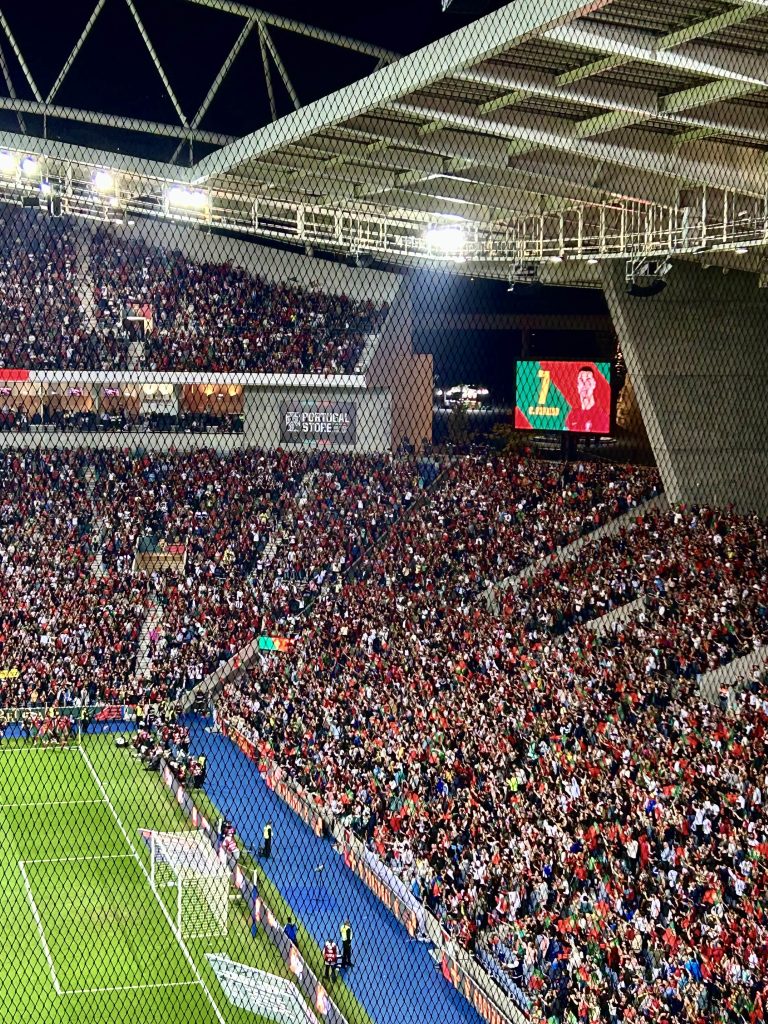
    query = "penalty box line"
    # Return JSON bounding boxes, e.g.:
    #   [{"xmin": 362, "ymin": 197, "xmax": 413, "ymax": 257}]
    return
[
  {"xmin": 62, "ymin": 980, "xmax": 201, "ymax": 996},
  {"xmin": 0, "ymin": 799, "xmax": 105, "ymax": 809},
  {"xmin": 18, "ymin": 860, "xmax": 62, "ymax": 996},
  {"xmin": 20, "ymin": 856, "xmax": 202, "ymax": 998},
  {"xmin": 77, "ymin": 745, "xmax": 227, "ymax": 1024}
]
